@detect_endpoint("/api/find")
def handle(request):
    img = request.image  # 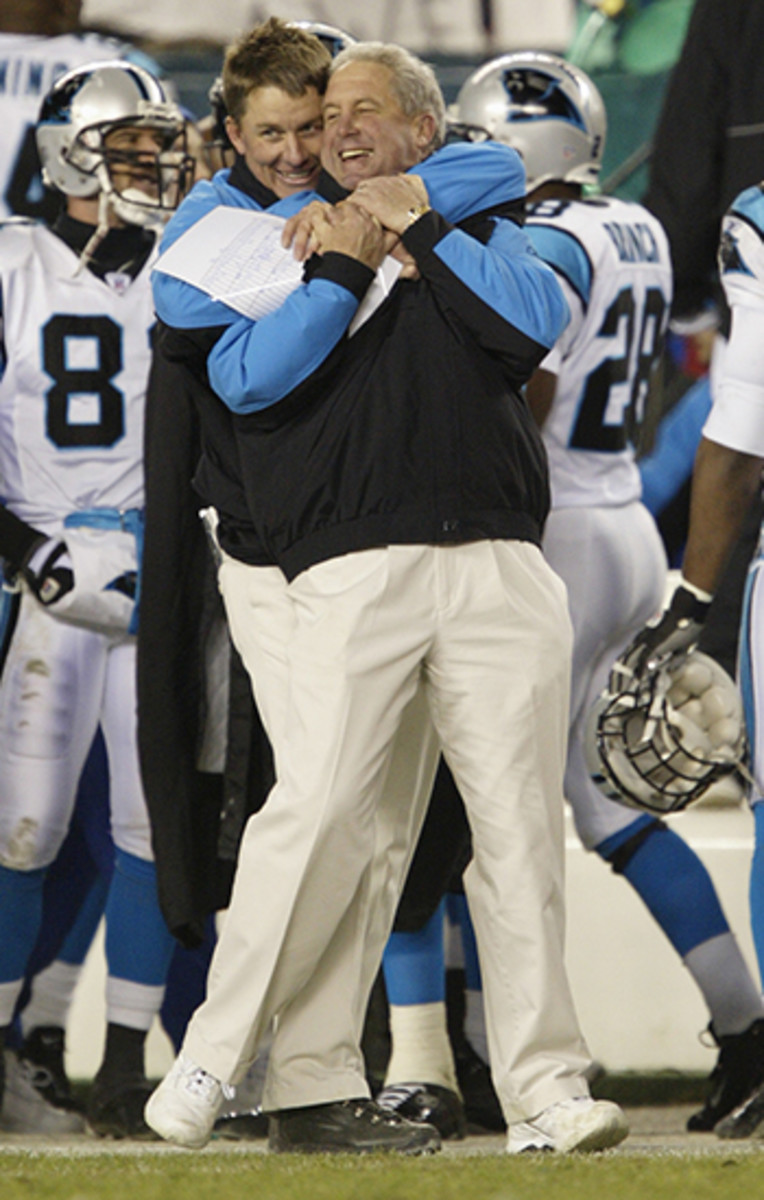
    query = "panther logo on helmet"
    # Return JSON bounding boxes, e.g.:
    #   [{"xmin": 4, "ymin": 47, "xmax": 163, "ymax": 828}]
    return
[
  {"xmin": 36, "ymin": 61, "xmax": 192, "ymax": 231},
  {"xmin": 585, "ymin": 651, "xmax": 747, "ymax": 815},
  {"xmin": 453, "ymin": 51, "xmax": 607, "ymax": 190}
]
